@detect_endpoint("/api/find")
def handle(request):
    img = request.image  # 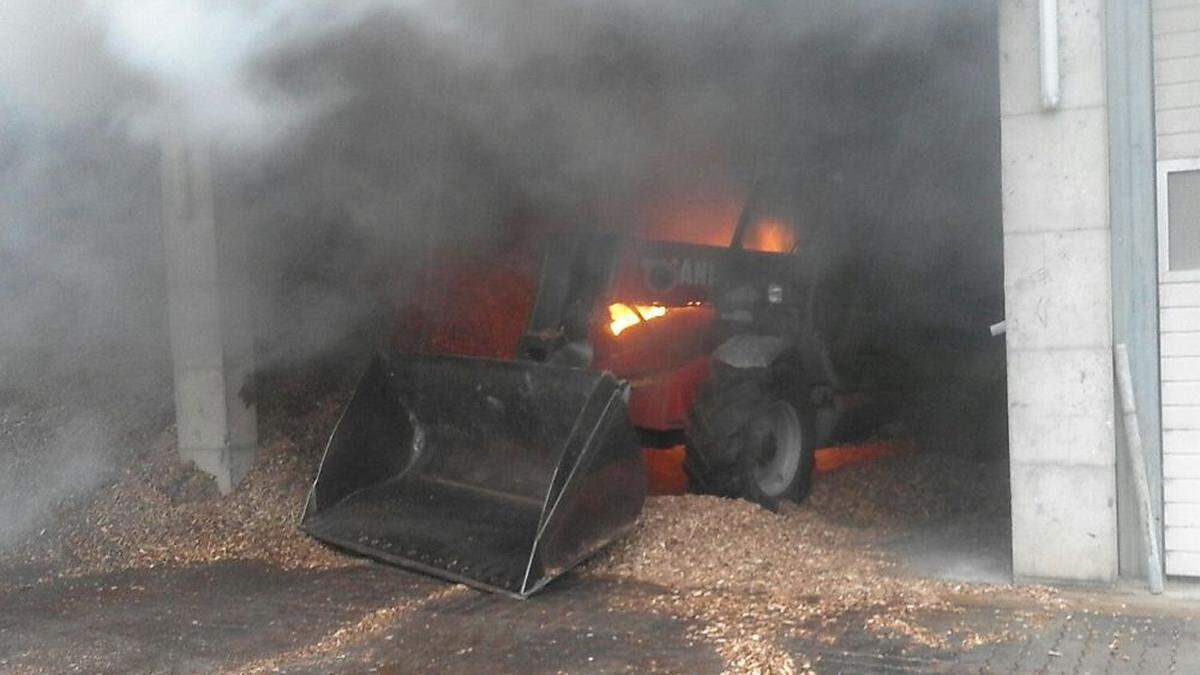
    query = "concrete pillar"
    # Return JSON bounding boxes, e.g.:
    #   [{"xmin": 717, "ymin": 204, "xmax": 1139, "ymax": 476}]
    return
[
  {"xmin": 160, "ymin": 123, "xmax": 257, "ymax": 494},
  {"xmin": 999, "ymin": 0, "xmax": 1118, "ymax": 582}
]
